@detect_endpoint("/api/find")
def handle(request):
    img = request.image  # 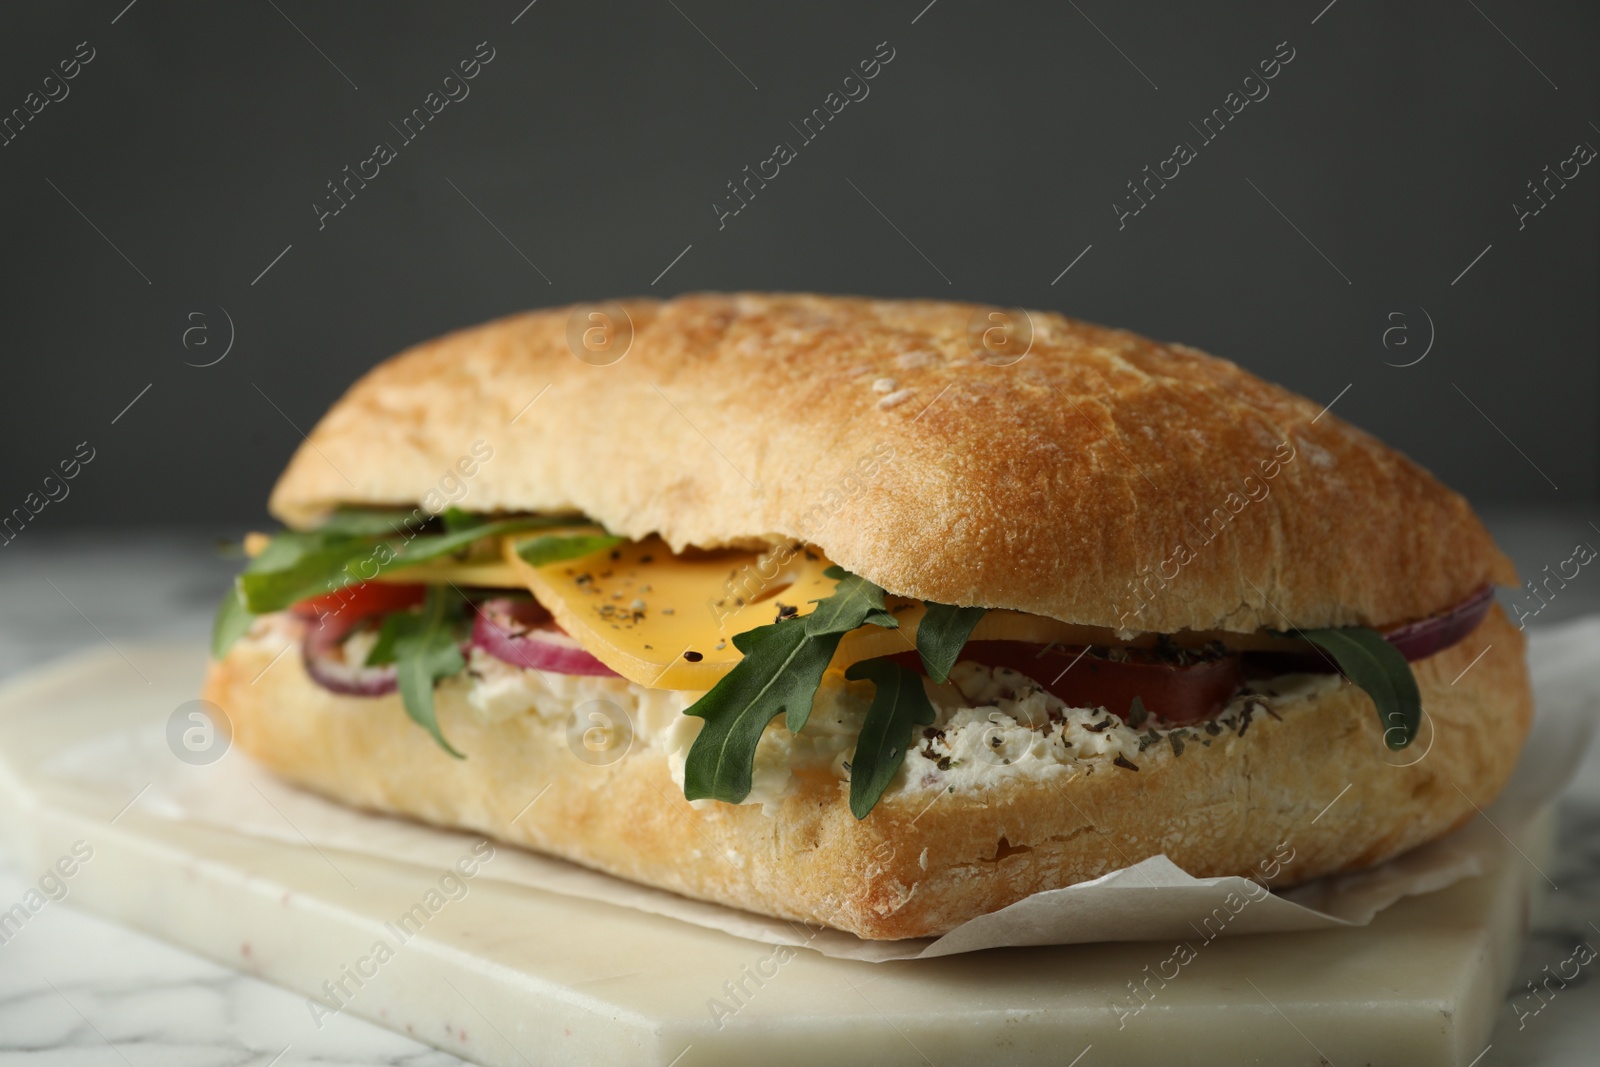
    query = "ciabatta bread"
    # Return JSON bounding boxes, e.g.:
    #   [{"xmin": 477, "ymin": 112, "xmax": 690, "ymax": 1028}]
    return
[
  {"xmin": 226, "ymin": 293, "xmax": 1532, "ymax": 940},
  {"xmin": 205, "ymin": 606, "xmax": 1529, "ymax": 940},
  {"xmin": 267, "ymin": 293, "xmax": 1514, "ymax": 636}
]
